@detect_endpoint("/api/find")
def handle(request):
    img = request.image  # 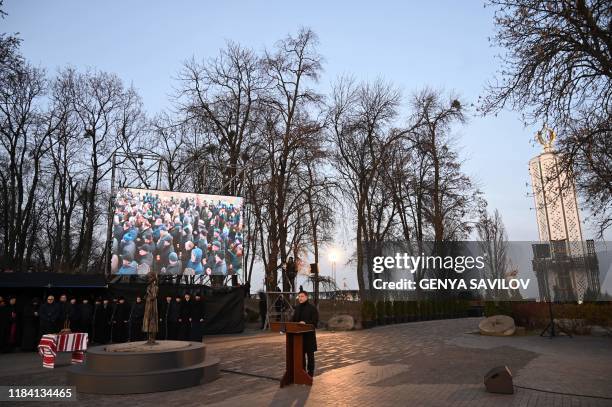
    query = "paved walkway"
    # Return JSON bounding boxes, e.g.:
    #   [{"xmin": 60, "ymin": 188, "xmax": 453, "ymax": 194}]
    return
[{"xmin": 2, "ymin": 318, "xmax": 611, "ymax": 406}]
